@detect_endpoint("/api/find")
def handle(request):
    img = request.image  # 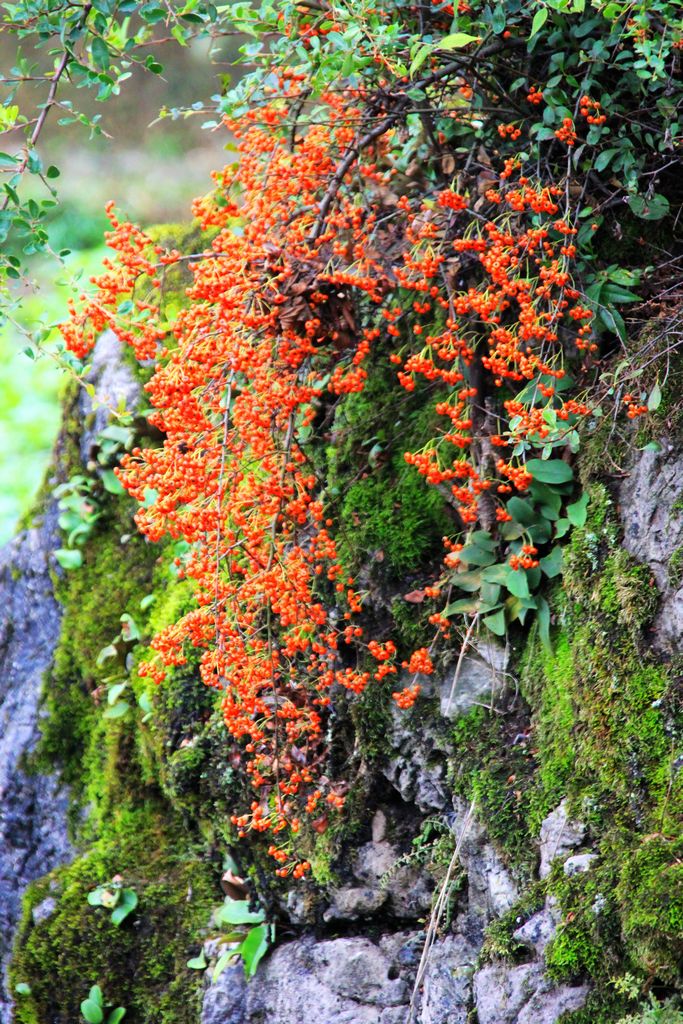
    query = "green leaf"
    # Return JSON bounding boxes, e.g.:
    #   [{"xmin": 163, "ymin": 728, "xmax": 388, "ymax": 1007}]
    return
[
  {"xmin": 110, "ymin": 888, "xmax": 138, "ymax": 926},
  {"xmin": 647, "ymin": 381, "xmax": 662, "ymax": 411},
  {"xmin": 438, "ymin": 32, "xmax": 478, "ymax": 49},
  {"xmin": 81, "ymin": 1000, "xmax": 104, "ymax": 1024},
  {"xmin": 108, "ymin": 682, "xmax": 127, "ymax": 705},
  {"xmin": 140, "ymin": 594, "xmax": 156, "ymax": 611},
  {"xmin": 213, "ymin": 948, "xmax": 237, "ymax": 982},
  {"xmin": 187, "ymin": 950, "xmax": 208, "ymax": 970},
  {"xmin": 459, "ymin": 544, "xmax": 496, "ymax": 567},
  {"xmin": 15, "ymin": 983, "xmax": 31, "ymax": 996},
  {"xmin": 409, "ymin": 42, "xmax": 432, "ymax": 77},
  {"xmin": 481, "ymin": 564, "xmax": 510, "ymax": 586},
  {"xmin": 214, "ymin": 900, "xmax": 265, "ymax": 927},
  {"xmin": 239, "ymin": 923, "xmax": 270, "ymax": 978},
  {"xmin": 566, "ymin": 493, "xmax": 589, "ymax": 528},
  {"xmin": 482, "ymin": 609, "xmax": 506, "ymax": 636},
  {"xmin": 55, "ymin": 548, "xmax": 83, "ymax": 570},
  {"xmin": 627, "ymin": 193, "xmax": 670, "ymax": 221},
  {"xmin": 101, "ymin": 469, "xmax": 125, "ymax": 494},
  {"xmin": 505, "ymin": 567, "xmax": 530, "ymax": 599},
  {"xmin": 526, "ymin": 459, "xmax": 573, "ymax": 484},
  {"xmin": 442, "ymin": 597, "xmax": 481, "ymax": 616},
  {"xmin": 106, "ymin": 1010, "xmax": 126, "ymax": 1024},
  {"xmin": 540, "ymin": 545, "xmax": 563, "ymax": 578},
  {"xmin": 506, "ymin": 497, "xmax": 537, "ymax": 525},
  {"xmin": 91, "ymin": 36, "xmax": 111, "ymax": 70},
  {"xmin": 450, "ymin": 570, "xmax": 482, "ymax": 592},
  {"xmin": 96, "ymin": 644, "xmax": 118, "ymax": 667},
  {"xmin": 102, "ymin": 701, "xmax": 130, "ymax": 719},
  {"xmin": 530, "ymin": 7, "xmax": 548, "ymax": 37}
]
